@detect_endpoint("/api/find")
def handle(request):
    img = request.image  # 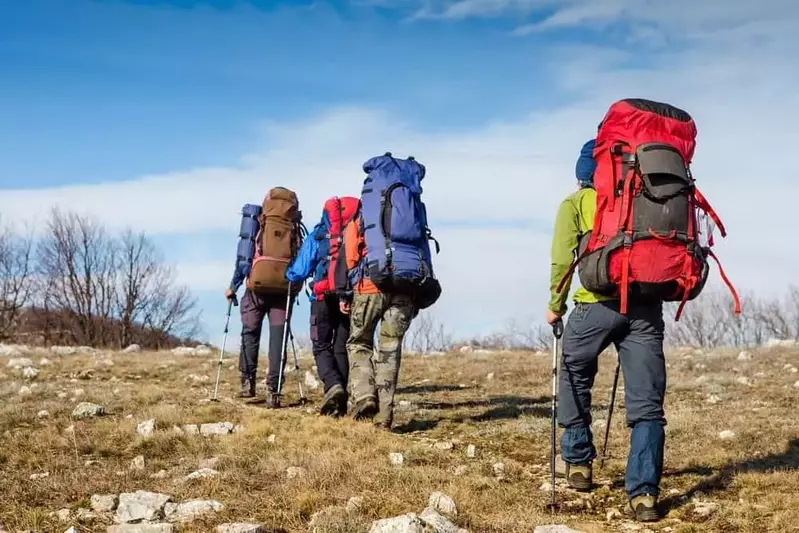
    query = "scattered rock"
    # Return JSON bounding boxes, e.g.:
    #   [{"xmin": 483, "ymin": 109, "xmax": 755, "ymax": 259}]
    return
[
  {"xmin": 539, "ymin": 482, "xmax": 553, "ymax": 492},
  {"xmin": 216, "ymin": 525, "xmax": 267, "ymax": 533},
  {"xmin": 29, "ymin": 472, "xmax": 49, "ymax": 480},
  {"xmin": 123, "ymin": 344, "xmax": 142, "ymax": 354},
  {"xmin": 347, "ymin": 496, "xmax": 365, "ymax": 513},
  {"xmin": 389, "ymin": 453, "xmax": 405, "ymax": 466},
  {"xmin": 85, "ymin": 460, "xmax": 101, "ymax": 467},
  {"xmin": 115, "ymin": 491, "xmax": 172, "ymax": 523},
  {"xmin": 185, "ymin": 468, "xmax": 219, "ymax": 481},
  {"xmin": 692, "ymin": 500, "xmax": 718, "ymax": 518},
  {"xmin": 164, "ymin": 499, "xmax": 223, "ymax": 523},
  {"xmin": 434, "ymin": 441, "xmax": 454, "ymax": 451},
  {"xmin": 428, "ymin": 492, "xmax": 457, "ymax": 517},
  {"xmin": 707, "ymin": 394, "xmax": 721, "ymax": 404},
  {"xmin": 65, "ymin": 527, "xmax": 79, "ymax": 533},
  {"xmin": 606, "ymin": 508, "xmax": 622, "ymax": 521},
  {"xmin": 286, "ymin": 466, "xmax": 306, "ymax": 479},
  {"xmin": 40, "ymin": 357, "xmax": 53, "ymax": 366},
  {"xmin": 534, "ymin": 527, "xmax": 585, "ymax": 533},
  {"xmin": 199, "ymin": 457, "xmax": 220, "ymax": 470},
  {"xmin": 736, "ymin": 376, "xmax": 751, "ymax": 386},
  {"xmin": 398, "ymin": 400, "xmax": 413, "ymax": 410},
  {"xmin": 267, "ymin": 434, "xmax": 277, "ymax": 444},
  {"xmin": 492, "ymin": 462, "xmax": 506, "ymax": 478},
  {"xmin": 36, "ymin": 409, "xmax": 50, "ymax": 418},
  {"xmin": 304, "ymin": 371, "xmax": 321, "ymax": 391},
  {"xmin": 73, "ymin": 388, "xmax": 86, "ymax": 398},
  {"xmin": 171, "ymin": 346, "xmax": 196, "ymax": 356},
  {"xmin": 418, "ymin": 507, "xmax": 463, "ymax": 533},
  {"xmin": 130, "ymin": 455, "xmax": 145, "ymax": 470},
  {"xmin": 199, "ymin": 422, "xmax": 234, "ymax": 436},
  {"xmin": 466, "ymin": 444, "xmax": 477, "ymax": 458},
  {"xmin": 719, "ymin": 430, "xmax": 736, "ymax": 440},
  {"xmin": 737, "ymin": 351, "xmax": 752, "ymax": 361},
  {"xmin": 150, "ymin": 470, "xmax": 168, "ymax": 479},
  {"xmin": 794, "ymin": 381, "xmax": 799, "ymax": 389},
  {"xmin": 0, "ymin": 344, "xmax": 24, "ymax": 357},
  {"xmin": 22, "ymin": 366, "xmax": 39, "ymax": 379},
  {"xmin": 91, "ymin": 493, "xmax": 118, "ymax": 512},
  {"xmin": 108, "ymin": 525, "xmax": 174, "ymax": 533},
  {"xmin": 459, "ymin": 346, "xmax": 473, "ymax": 354},
  {"xmin": 51, "ymin": 346, "xmax": 78, "ymax": 356},
  {"xmin": 72, "ymin": 402, "xmax": 106, "ymax": 419},
  {"xmin": 137, "ymin": 419, "xmax": 156, "ymax": 438},
  {"xmin": 54, "ymin": 509, "xmax": 71, "ymax": 521},
  {"xmin": 369, "ymin": 513, "xmax": 425, "ymax": 533},
  {"xmin": 19, "ymin": 385, "xmax": 32, "ymax": 396},
  {"xmin": 486, "ymin": 372, "xmax": 495, "ymax": 381},
  {"xmin": 7, "ymin": 357, "xmax": 35, "ymax": 369}
]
